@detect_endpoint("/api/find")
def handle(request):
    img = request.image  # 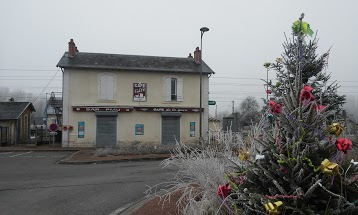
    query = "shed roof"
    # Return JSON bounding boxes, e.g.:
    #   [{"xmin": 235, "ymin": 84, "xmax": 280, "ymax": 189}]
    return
[
  {"xmin": 57, "ymin": 52, "xmax": 215, "ymax": 74},
  {"xmin": 0, "ymin": 102, "xmax": 36, "ymax": 120}
]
